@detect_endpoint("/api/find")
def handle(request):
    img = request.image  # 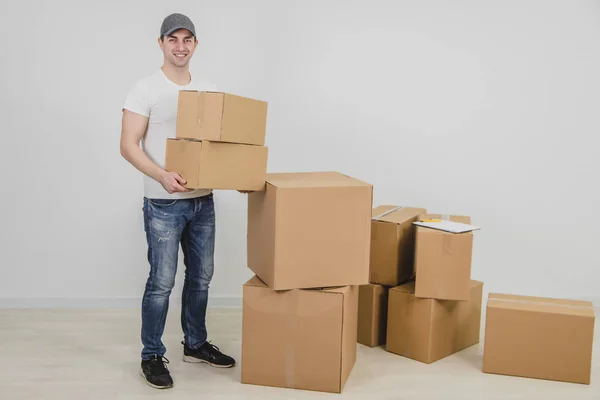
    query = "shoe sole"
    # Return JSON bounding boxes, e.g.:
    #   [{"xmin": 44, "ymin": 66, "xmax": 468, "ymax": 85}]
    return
[
  {"xmin": 139, "ymin": 369, "xmax": 173, "ymax": 389},
  {"xmin": 182, "ymin": 354, "xmax": 236, "ymax": 368}
]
